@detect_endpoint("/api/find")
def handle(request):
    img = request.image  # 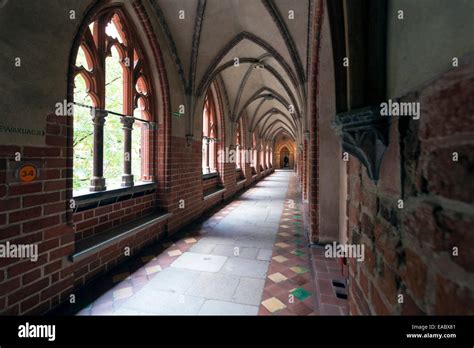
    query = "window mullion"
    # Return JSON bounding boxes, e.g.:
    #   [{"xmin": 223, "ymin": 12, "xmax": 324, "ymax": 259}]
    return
[
  {"xmin": 121, "ymin": 116, "xmax": 134, "ymax": 187},
  {"xmin": 90, "ymin": 108, "xmax": 107, "ymax": 192},
  {"xmin": 205, "ymin": 137, "xmax": 210, "ymax": 174}
]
